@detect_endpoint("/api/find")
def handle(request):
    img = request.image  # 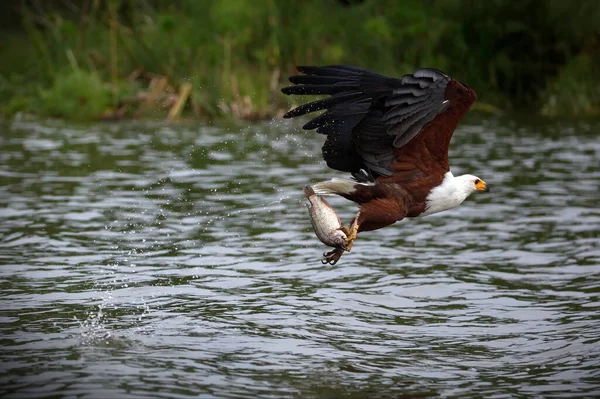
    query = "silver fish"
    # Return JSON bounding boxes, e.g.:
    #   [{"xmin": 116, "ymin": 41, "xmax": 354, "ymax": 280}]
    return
[{"xmin": 303, "ymin": 185, "xmax": 347, "ymax": 250}]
